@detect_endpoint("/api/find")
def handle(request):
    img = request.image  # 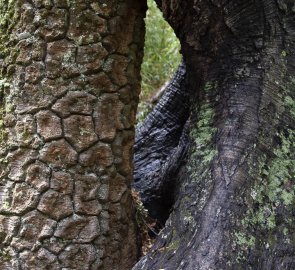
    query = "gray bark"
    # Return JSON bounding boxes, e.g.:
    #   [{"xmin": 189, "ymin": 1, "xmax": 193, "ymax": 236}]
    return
[{"xmin": 134, "ymin": 0, "xmax": 295, "ymax": 269}]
